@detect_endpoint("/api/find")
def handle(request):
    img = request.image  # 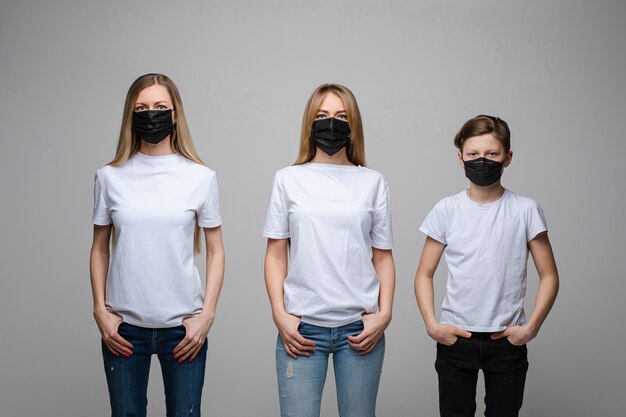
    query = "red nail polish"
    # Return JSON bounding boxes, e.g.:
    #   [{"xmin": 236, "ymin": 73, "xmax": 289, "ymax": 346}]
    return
[{"xmin": 179, "ymin": 358, "xmax": 183, "ymax": 363}]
